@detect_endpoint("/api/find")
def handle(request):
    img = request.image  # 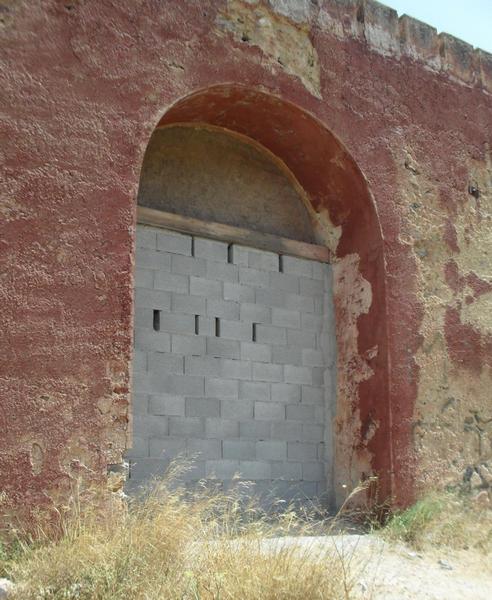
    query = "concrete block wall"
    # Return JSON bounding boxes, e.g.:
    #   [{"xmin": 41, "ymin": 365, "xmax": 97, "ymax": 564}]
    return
[{"xmin": 127, "ymin": 224, "xmax": 336, "ymax": 504}]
